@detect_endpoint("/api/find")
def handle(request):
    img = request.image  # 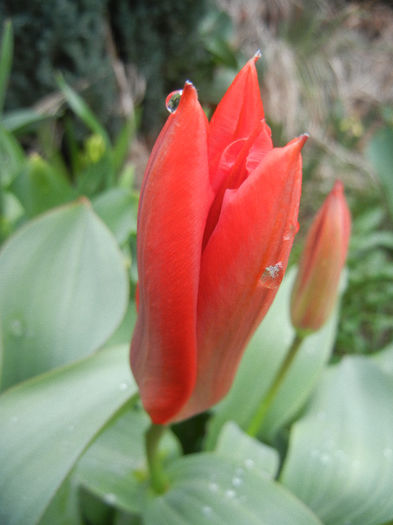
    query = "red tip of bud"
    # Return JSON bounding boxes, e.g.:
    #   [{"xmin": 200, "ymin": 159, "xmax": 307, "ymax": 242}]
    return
[{"xmin": 290, "ymin": 181, "xmax": 351, "ymax": 332}]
